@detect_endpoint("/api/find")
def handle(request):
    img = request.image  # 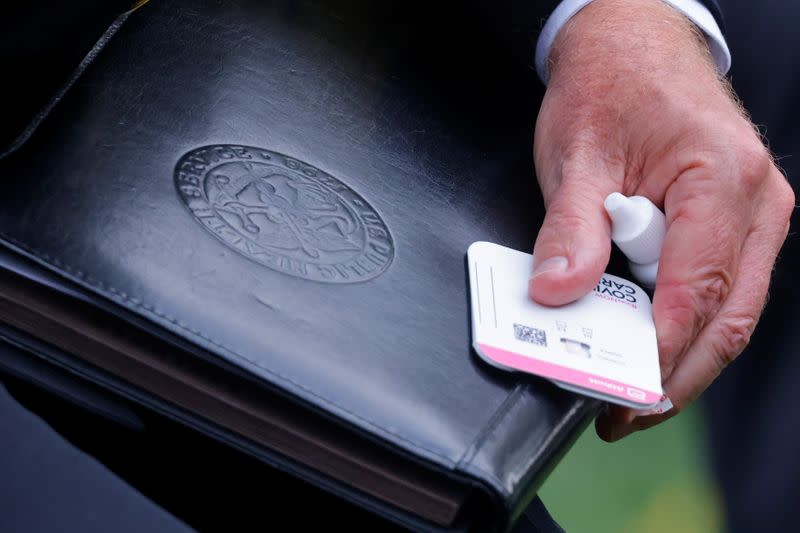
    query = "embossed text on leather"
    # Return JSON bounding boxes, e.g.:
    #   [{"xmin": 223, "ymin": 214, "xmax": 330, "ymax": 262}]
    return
[{"xmin": 175, "ymin": 145, "xmax": 393, "ymax": 283}]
